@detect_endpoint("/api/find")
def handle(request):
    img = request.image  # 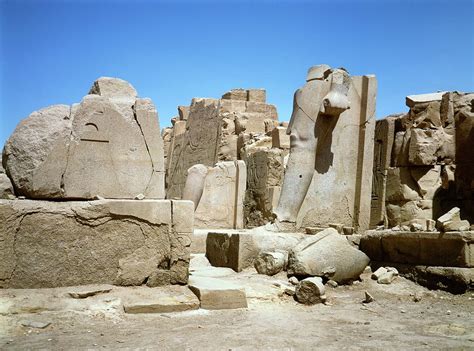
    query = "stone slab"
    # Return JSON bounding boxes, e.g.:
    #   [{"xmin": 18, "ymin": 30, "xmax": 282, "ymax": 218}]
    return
[
  {"xmin": 0, "ymin": 199, "xmax": 193, "ymax": 288},
  {"xmin": 188, "ymin": 276, "xmax": 247, "ymax": 310},
  {"xmin": 406, "ymin": 92, "xmax": 446, "ymax": 108},
  {"xmin": 206, "ymin": 229, "xmax": 306, "ymax": 272},
  {"xmin": 122, "ymin": 286, "xmax": 200, "ymax": 314},
  {"xmin": 360, "ymin": 230, "xmax": 473, "ymax": 268}
]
